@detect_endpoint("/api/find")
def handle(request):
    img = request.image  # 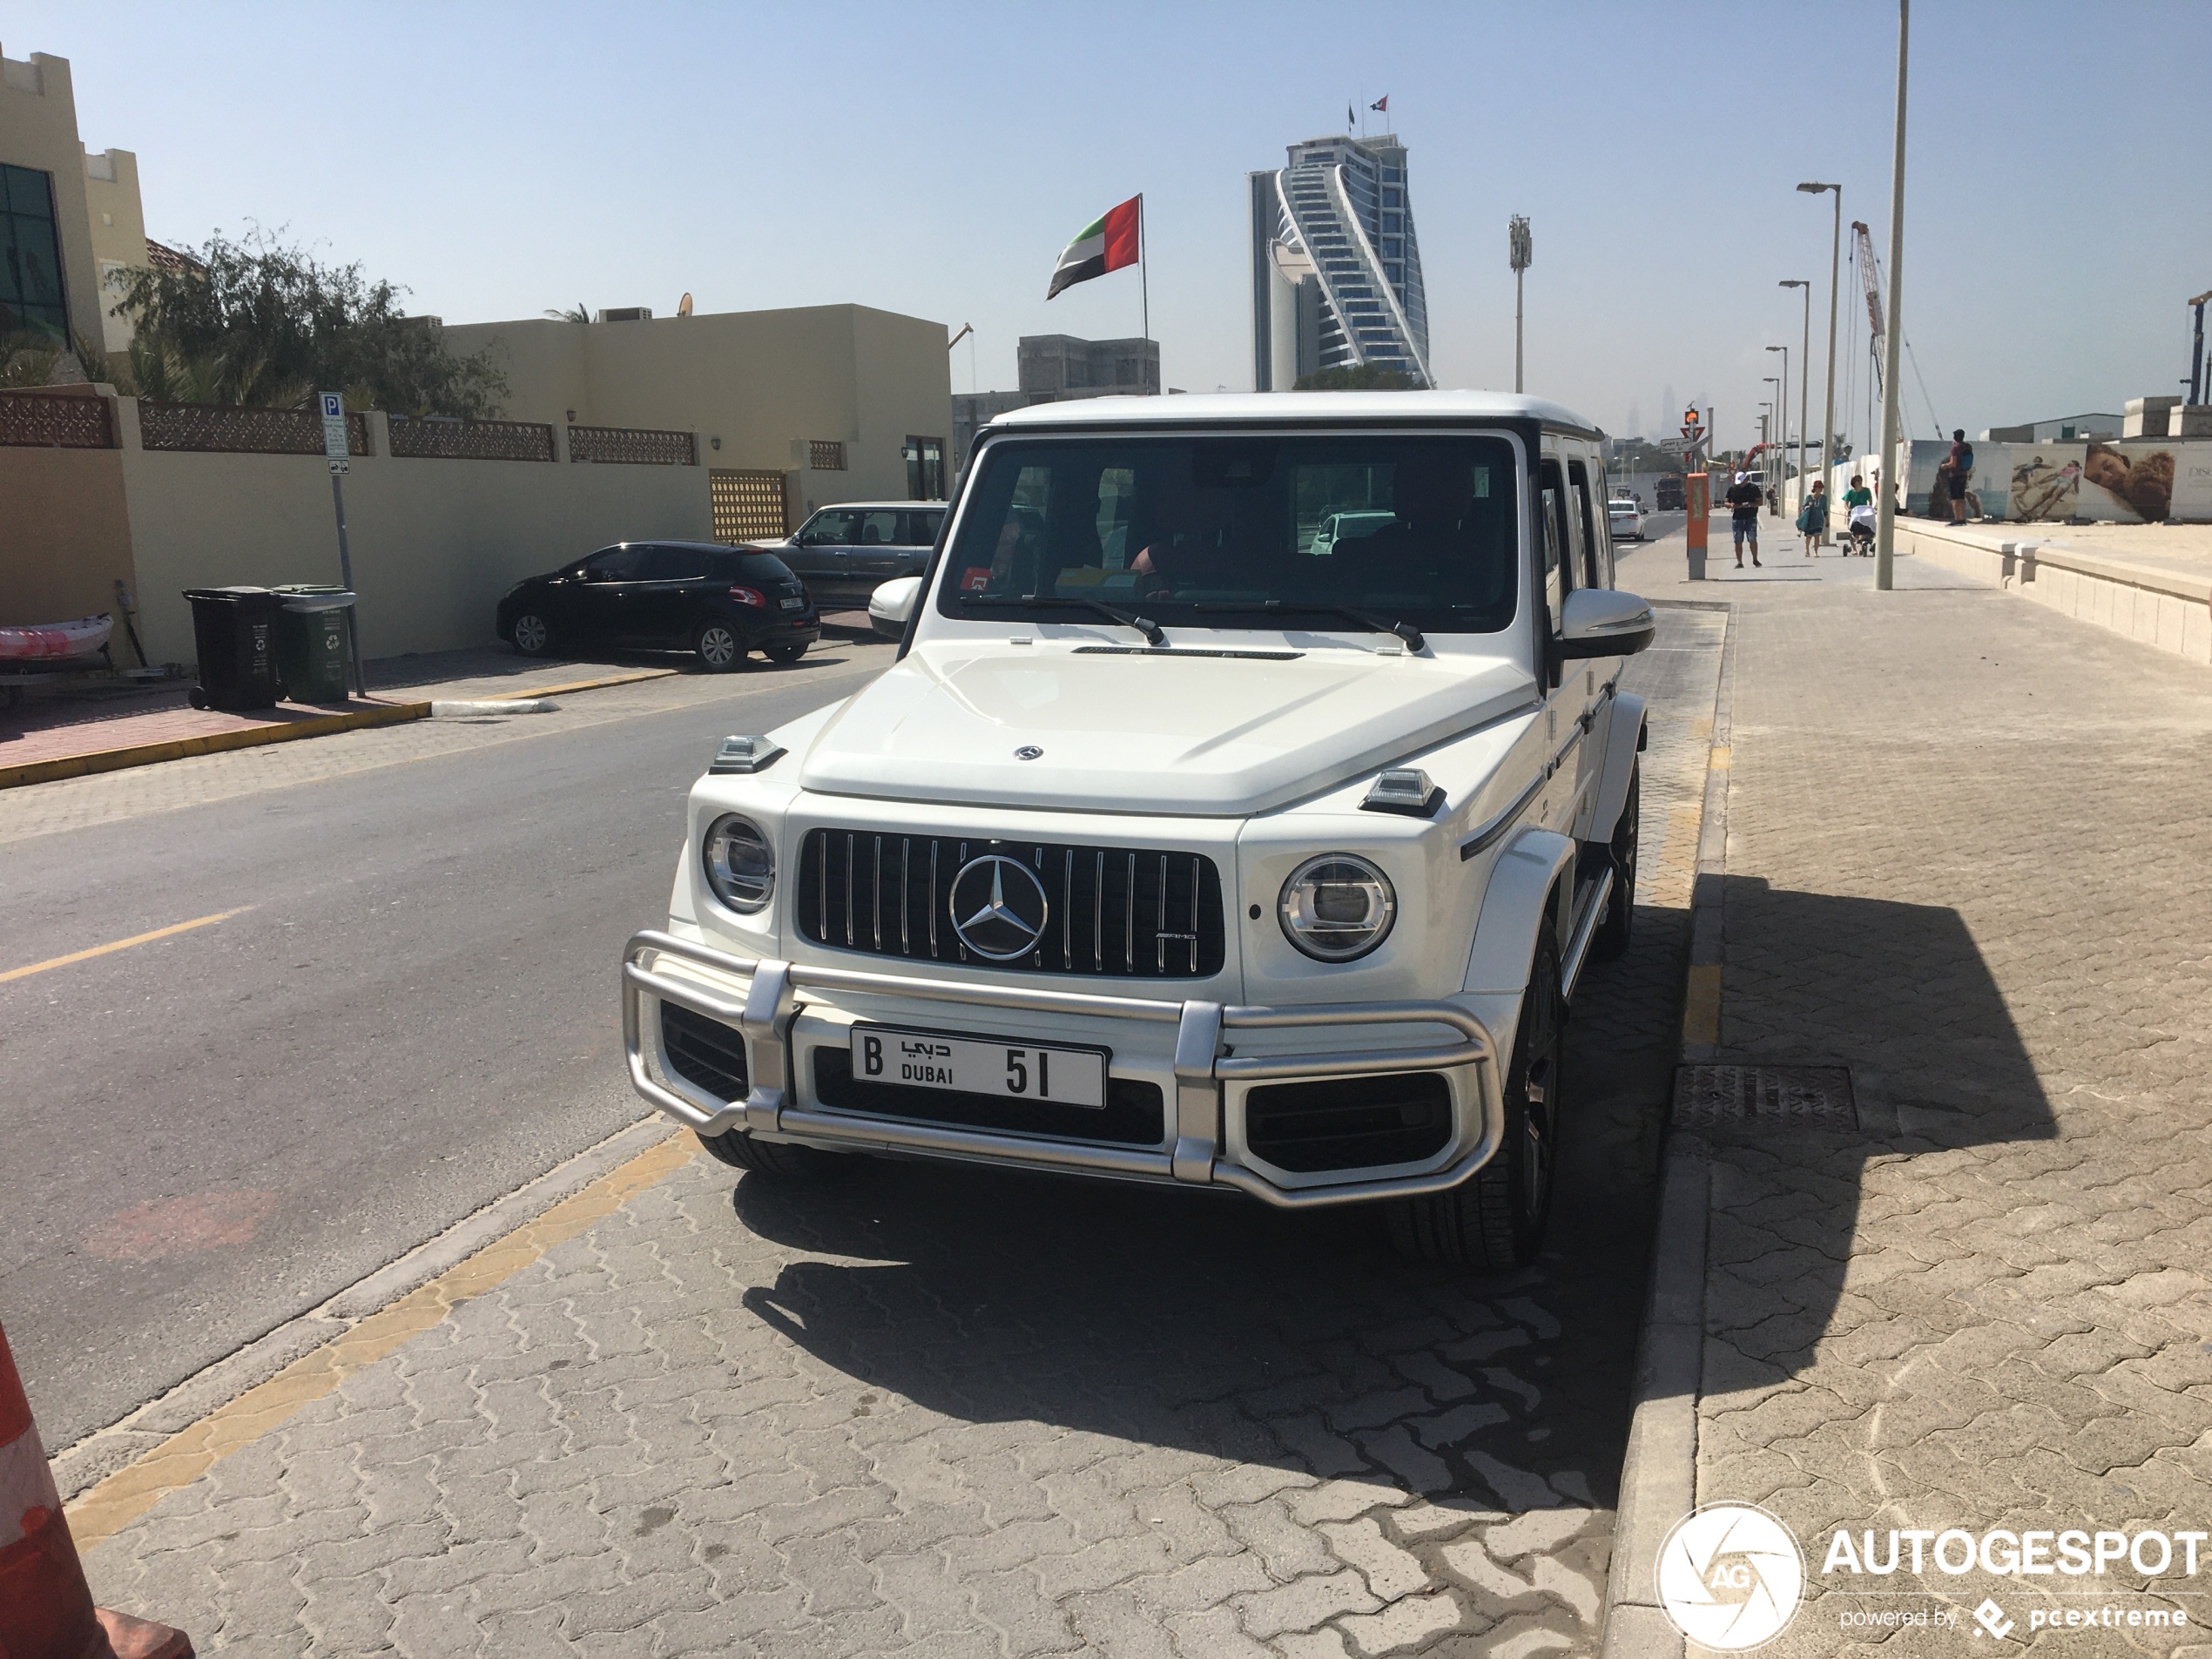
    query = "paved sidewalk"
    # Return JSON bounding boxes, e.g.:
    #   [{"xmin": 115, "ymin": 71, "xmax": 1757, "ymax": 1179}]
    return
[
  {"xmin": 64, "ymin": 617, "xmax": 1725, "ymax": 1657},
  {"xmin": 1612, "ymin": 535, "xmax": 2212, "ymax": 1651}
]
